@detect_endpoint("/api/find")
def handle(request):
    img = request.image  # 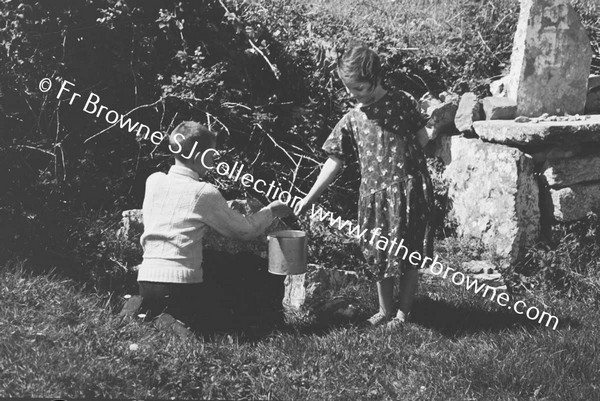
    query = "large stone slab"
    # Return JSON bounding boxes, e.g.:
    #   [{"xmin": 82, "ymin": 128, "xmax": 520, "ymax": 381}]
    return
[
  {"xmin": 506, "ymin": 0, "xmax": 592, "ymax": 117},
  {"xmin": 550, "ymin": 182, "xmax": 600, "ymax": 222},
  {"xmin": 443, "ymin": 137, "xmax": 540, "ymax": 264},
  {"xmin": 542, "ymin": 154, "xmax": 600, "ymax": 188},
  {"xmin": 473, "ymin": 116, "xmax": 600, "ymax": 148}
]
